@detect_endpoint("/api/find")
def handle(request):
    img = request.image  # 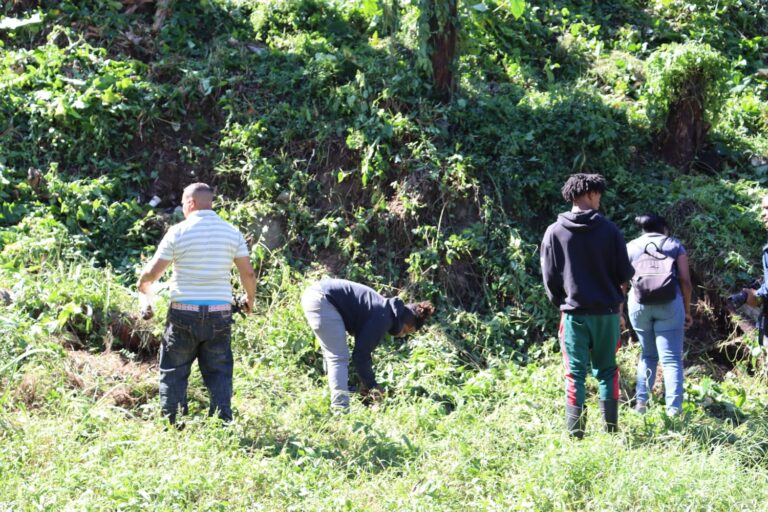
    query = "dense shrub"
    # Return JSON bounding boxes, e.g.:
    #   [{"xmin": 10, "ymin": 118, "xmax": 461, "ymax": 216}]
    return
[{"xmin": 643, "ymin": 42, "xmax": 729, "ymax": 130}]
